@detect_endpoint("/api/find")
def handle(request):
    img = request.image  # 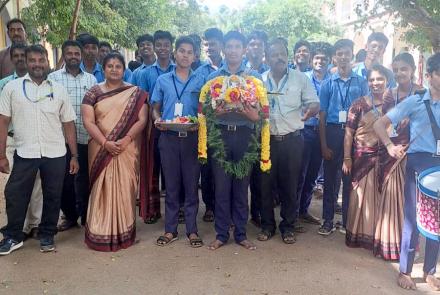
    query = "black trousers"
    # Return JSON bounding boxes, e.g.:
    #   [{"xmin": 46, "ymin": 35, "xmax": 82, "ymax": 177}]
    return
[
  {"xmin": 260, "ymin": 133, "xmax": 304, "ymax": 234},
  {"xmin": 1, "ymin": 153, "xmax": 66, "ymax": 242},
  {"xmin": 200, "ymin": 150, "xmax": 215, "ymax": 212},
  {"xmin": 250, "ymin": 163, "xmax": 262, "ymax": 219},
  {"xmin": 61, "ymin": 144, "xmax": 89, "ymax": 224}
]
